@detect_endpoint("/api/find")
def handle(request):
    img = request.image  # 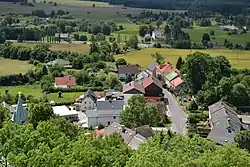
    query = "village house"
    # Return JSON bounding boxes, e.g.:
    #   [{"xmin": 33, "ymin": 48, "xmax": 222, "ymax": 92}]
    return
[
  {"xmin": 85, "ymin": 98, "xmax": 124, "ymax": 128},
  {"xmin": 170, "ymin": 77, "xmax": 185, "ymax": 92},
  {"xmin": 54, "ymin": 76, "xmax": 76, "ymax": 88},
  {"xmin": 123, "ymin": 81, "xmax": 145, "ymax": 94},
  {"xmin": 207, "ymin": 101, "xmax": 249, "ymax": 145},
  {"xmin": 117, "ymin": 65, "xmax": 139, "ymax": 81},
  {"xmin": 52, "ymin": 105, "xmax": 79, "ymax": 121},
  {"xmin": 146, "ymin": 62, "xmax": 158, "ymax": 77},
  {"xmin": 156, "ymin": 63, "xmax": 180, "ymax": 79},
  {"xmin": 55, "ymin": 33, "xmax": 70, "ymax": 40},
  {"xmin": 143, "ymin": 75, "xmax": 163, "ymax": 97},
  {"xmin": 101, "ymin": 122, "xmax": 154, "ymax": 149},
  {"xmin": 47, "ymin": 58, "xmax": 71, "ymax": 68},
  {"xmin": 80, "ymin": 89, "xmax": 97, "ymax": 111},
  {"xmin": 152, "ymin": 29, "xmax": 163, "ymax": 40}
]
